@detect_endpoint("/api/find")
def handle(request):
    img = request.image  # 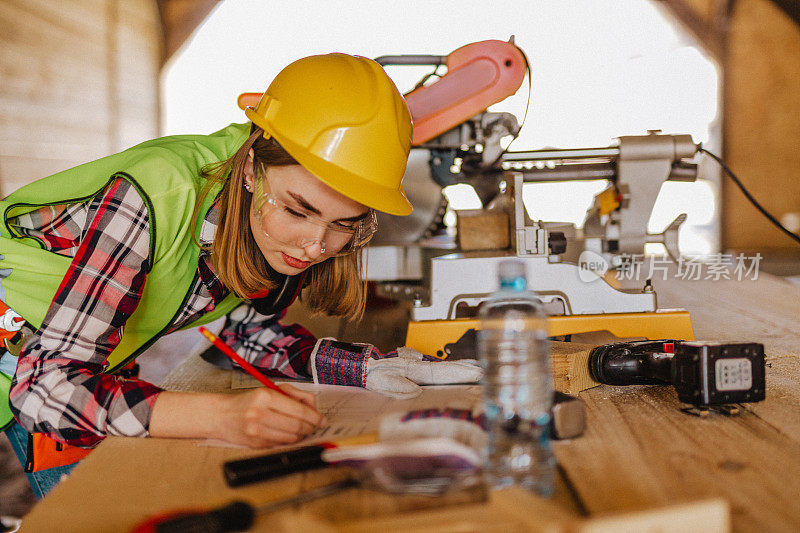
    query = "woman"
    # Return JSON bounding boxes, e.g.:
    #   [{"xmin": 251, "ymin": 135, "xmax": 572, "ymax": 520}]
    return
[{"xmin": 0, "ymin": 53, "xmax": 481, "ymax": 498}]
